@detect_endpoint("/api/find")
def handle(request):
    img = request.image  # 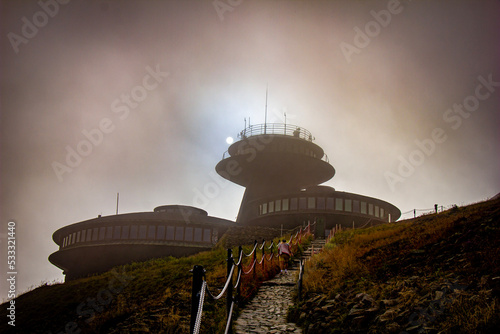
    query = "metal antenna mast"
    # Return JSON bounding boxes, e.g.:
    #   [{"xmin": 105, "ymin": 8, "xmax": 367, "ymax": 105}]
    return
[
  {"xmin": 264, "ymin": 84, "xmax": 268, "ymax": 134},
  {"xmin": 116, "ymin": 193, "xmax": 119, "ymax": 215}
]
